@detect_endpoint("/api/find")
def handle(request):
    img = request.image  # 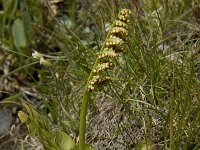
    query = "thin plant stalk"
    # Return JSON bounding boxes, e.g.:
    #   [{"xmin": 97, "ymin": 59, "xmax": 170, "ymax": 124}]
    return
[
  {"xmin": 78, "ymin": 9, "xmax": 132, "ymax": 150},
  {"xmin": 78, "ymin": 29, "xmax": 113, "ymax": 150}
]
